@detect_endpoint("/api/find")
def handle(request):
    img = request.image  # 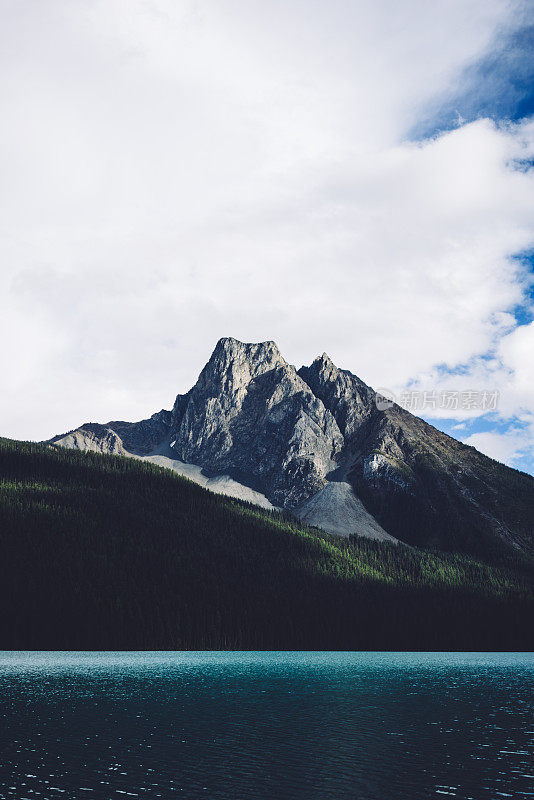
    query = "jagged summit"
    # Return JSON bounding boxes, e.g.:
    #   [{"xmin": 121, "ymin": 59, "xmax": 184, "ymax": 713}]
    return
[
  {"xmin": 196, "ymin": 337, "xmax": 288, "ymax": 395},
  {"xmin": 306, "ymin": 351, "xmax": 343, "ymax": 385},
  {"xmin": 50, "ymin": 337, "xmax": 534, "ymax": 556},
  {"xmin": 174, "ymin": 337, "xmax": 342, "ymax": 508},
  {"xmin": 314, "ymin": 352, "xmax": 334, "ymax": 366},
  {"xmin": 213, "ymin": 336, "xmax": 284, "ymax": 363}
]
